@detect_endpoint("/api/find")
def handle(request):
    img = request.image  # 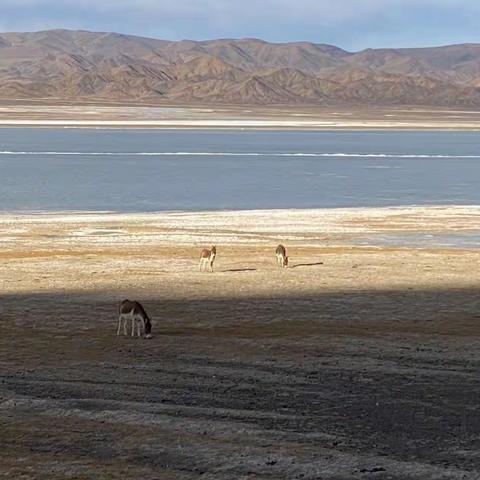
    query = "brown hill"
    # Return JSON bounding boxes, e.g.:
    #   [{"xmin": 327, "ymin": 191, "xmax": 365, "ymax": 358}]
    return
[{"xmin": 1, "ymin": 29, "xmax": 480, "ymax": 106}]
